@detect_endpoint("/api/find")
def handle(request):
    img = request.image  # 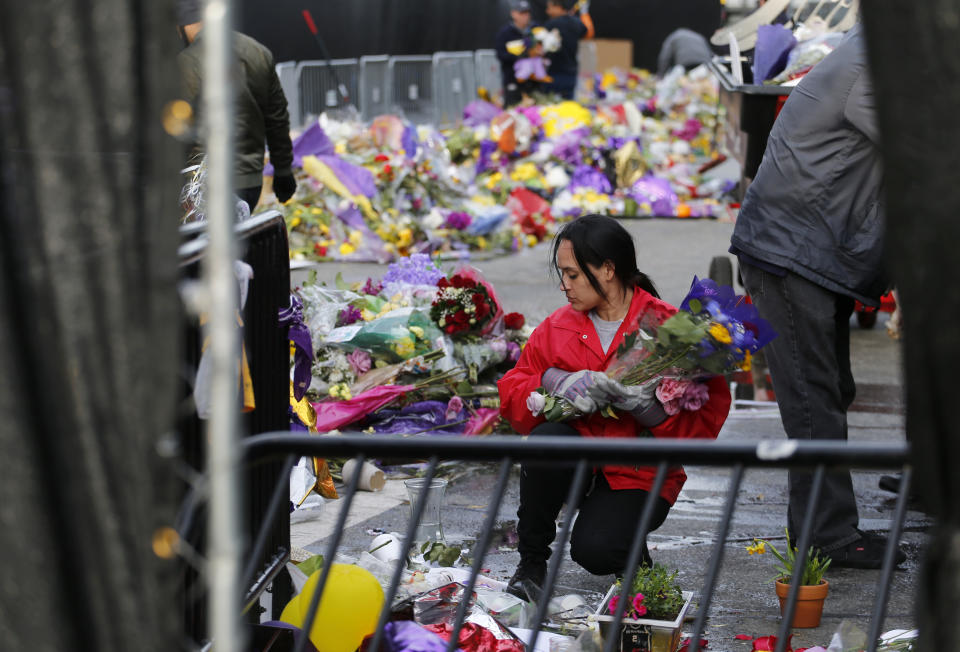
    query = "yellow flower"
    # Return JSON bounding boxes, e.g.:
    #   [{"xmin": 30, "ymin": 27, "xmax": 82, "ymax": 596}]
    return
[
  {"xmin": 740, "ymin": 350, "xmax": 752, "ymax": 372},
  {"xmin": 510, "ymin": 162, "xmax": 539, "ymax": 182},
  {"xmin": 361, "ymin": 309, "xmax": 376, "ymax": 321},
  {"xmin": 484, "ymin": 171, "xmax": 503, "ymax": 190},
  {"xmin": 339, "ymin": 242, "xmax": 356, "ymax": 256},
  {"xmin": 397, "ymin": 228, "xmax": 413, "ymax": 248},
  {"xmin": 600, "ymin": 71, "xmax": 618, "ymax": 90},
  {"xmin": 334, "ymin": 142, "xmax": 347, "ymax": 154},
  {"xmin": 349, "ymin": 230, "xmax": 363, "ymax": 246},
  {"xmin": 709, "ymin": 322, "xmax": 732, "ymax": 344},
  {"xmin": 526, "ymin": 234, "xmax": 538, "ymax": 248},
  {"xmin": 409, "ymin": 326, "xmax": 425, "ymax": 339},
  {"xmin": 394, "ymin": 337, "xmax": 415, "ymax": 358},
  {"xmin": 477, "ymin": 236, "xmax": 488, "ymax": 250},
  {"xmin": 290, "ymin": 216, "xmax": 302, "ymax": 228}
]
